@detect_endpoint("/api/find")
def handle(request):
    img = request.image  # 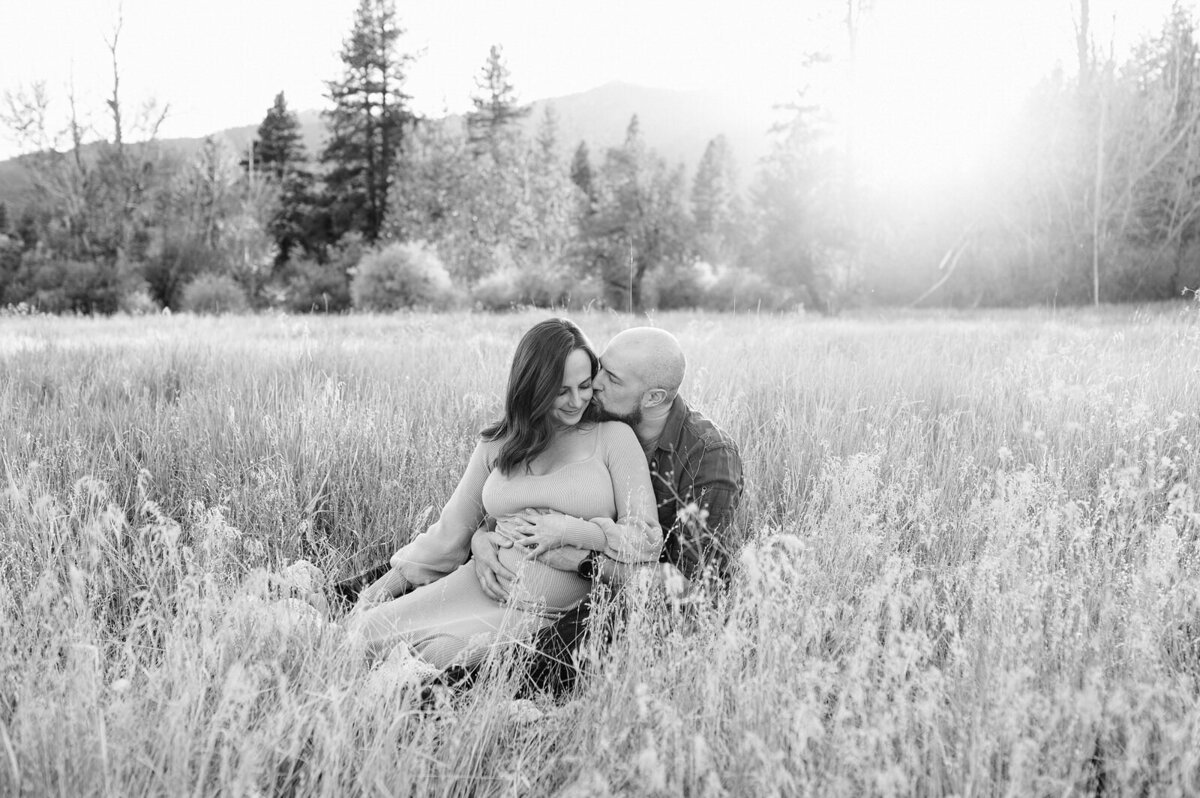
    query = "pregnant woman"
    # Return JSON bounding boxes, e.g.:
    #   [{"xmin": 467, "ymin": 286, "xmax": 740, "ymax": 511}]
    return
[{"xmin": 347, "ymin": 318, "xmax": 662, "ymax": 669}]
